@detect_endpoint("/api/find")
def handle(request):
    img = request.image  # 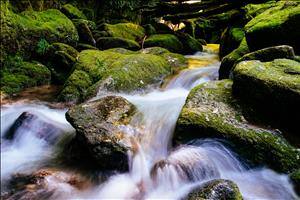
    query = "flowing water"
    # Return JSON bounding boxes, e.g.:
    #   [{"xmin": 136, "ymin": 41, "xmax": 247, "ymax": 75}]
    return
[{"xmin": 1, "ymin": 51, "xmax": 298, "ymax": 199}]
